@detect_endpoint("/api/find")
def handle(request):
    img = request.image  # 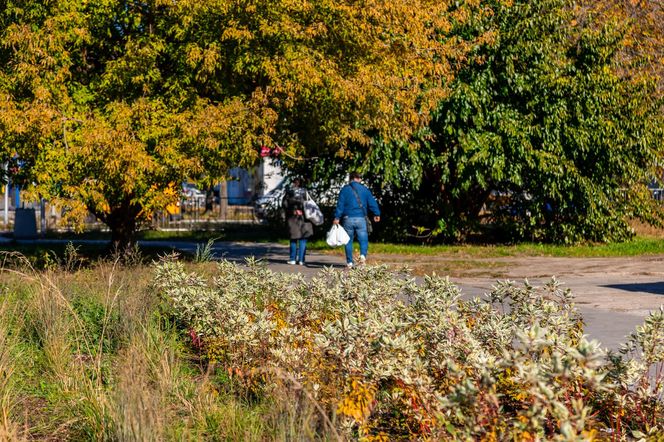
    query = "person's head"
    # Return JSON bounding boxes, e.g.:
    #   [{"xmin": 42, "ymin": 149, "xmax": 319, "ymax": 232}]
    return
[
  {"xmin": 349, "ymin": 171, "xmax": 362, "ymax": 182},
  {"xmin": 291, "ymin": 177, "xmax": 302, "ymax": 188}
]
